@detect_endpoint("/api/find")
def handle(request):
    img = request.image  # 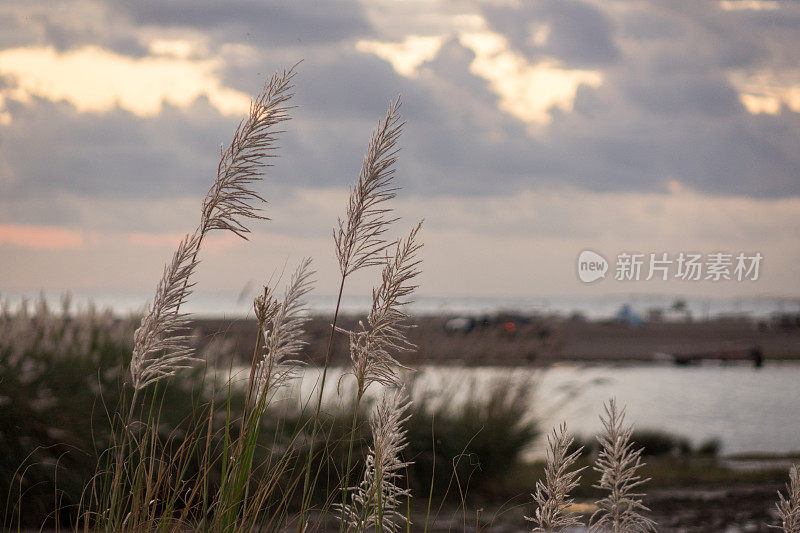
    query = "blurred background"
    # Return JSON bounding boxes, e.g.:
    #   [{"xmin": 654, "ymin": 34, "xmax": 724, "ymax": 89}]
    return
[{"xmin": 1, "ymin": 0, "xmax": 800, "ymax": 530}]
